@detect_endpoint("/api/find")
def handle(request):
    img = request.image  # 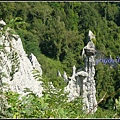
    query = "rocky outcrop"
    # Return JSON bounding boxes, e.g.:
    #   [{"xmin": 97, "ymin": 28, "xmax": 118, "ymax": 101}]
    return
[
  {"xmin": 0, "ymin": 22, "xmax": 43, "ymax": 98},
  {"xmin": 0, "ymin": 19, "xmax": 97, "ymax": 114},
  {"xmin": 64, "ymin": 65, "xmax": 80, "ymax": 102},
  {"xmin": 63, "ymin": 71, "xmax": 68, "ymax": 83},
  {"xmin": 81, "ymin": 30, "xmax": 97, "ymax": 113},
  {"xmin": 29, "ymin": 53, "xmax": 42, "ymax": 77},
  {"xmin": 63, "ymin": 30, "xmax": 97, "ymax": 114},
  {"xmin": 0, "ymin": 18, "xmax": 6, "ymax": 30}
]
